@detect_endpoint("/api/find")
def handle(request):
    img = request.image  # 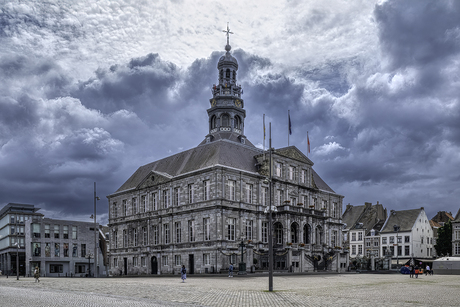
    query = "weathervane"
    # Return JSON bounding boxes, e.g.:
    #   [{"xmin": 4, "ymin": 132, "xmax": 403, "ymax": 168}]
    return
[{"xmin": 222, "ymin": 22, "xmax": 233, "ymax": 50}]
